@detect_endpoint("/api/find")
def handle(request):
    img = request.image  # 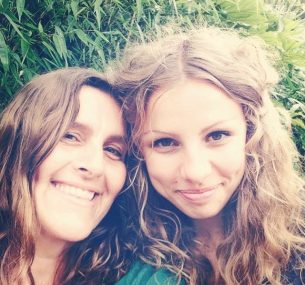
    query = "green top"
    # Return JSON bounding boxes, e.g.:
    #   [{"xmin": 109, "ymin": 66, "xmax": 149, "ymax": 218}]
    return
[{"xmin": 116, "ymin": 261, "xmax": 184, "ymax": 285}]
